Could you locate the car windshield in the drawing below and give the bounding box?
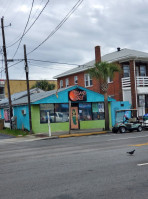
[116,111,131,123]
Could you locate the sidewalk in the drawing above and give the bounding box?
[30,128,111,140]
[0,129,111,144]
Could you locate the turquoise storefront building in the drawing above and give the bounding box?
[0,86,130,134]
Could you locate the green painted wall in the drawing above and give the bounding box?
[31,105,69,133]
[80,103,112,129]
[31,103,112,134]
[80,120,105,129]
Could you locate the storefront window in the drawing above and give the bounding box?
[54,104,69,123]
[40,104,69,123]
[40,104,54,123]
[79,103,92,121]
[92,102,105,120]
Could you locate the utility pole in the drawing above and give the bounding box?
[24,44,32,133]
[1,17,13,129]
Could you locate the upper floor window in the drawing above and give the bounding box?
[65,78,69,87]
[60,80,63,88]
[123,65,130,77]
[84,74,92,87]
[136,65,146,76]
[107,76,113,83]
[140,65,146,76]
[74,76,78,84]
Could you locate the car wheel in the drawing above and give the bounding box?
[119,126,126,133]
[137,125,142,132]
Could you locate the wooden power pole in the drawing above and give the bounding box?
[24,45,32,133]
[1,17,13,129]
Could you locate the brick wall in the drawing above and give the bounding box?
[57,70,123,101]
[57,71,101,92]
[107,71,123,101]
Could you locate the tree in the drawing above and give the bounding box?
[31,80,55,91]
[88,61,121,130]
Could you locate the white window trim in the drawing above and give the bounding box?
[74,76,78,84]
[107,77,113,83]
[65,78,69,87]
[60,80,63,88]
[84,74,93,87]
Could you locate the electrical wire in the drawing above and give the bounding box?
[28,0,84,55]
[28,58,79,66]
[7,0,50,48]
[12,0,35,58]
[30,0,44,22]
[29,62,70,71]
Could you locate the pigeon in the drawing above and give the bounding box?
[127,149,135,155]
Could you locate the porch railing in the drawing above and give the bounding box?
[121,77,131,88]
[136,76,148,87]
[122,76,148,88]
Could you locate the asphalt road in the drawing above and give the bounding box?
[0,133,15,139]
[0,131,148,199]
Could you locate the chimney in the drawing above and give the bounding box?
[117,47,121,52]
[95,46,101,63]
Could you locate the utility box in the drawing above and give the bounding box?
[0,119,4,130]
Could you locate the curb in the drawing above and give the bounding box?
[58,131,108,138]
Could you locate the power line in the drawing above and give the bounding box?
[29,63,69,71]
[7,0,50,48]
[28,0,84,55]
[12,0,35,58]
[28,58,79,66]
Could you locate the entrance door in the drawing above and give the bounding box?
[70,106,79,129]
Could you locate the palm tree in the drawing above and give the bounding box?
[88,61,121,130]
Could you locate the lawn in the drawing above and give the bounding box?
[0,128,30,137]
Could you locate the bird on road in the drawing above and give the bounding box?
[127,149,135,155]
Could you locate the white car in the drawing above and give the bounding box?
[50,112,63,123]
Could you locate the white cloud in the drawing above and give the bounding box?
[16,5,30,13]
[1,0,148,80]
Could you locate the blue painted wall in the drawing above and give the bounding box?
[32,86,115,104]
[0,108,4,119]
[111,101,131,126]
[13,105,30,131]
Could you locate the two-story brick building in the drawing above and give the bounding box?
[54,46,148,116]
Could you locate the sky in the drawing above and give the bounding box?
[0,0,148,80]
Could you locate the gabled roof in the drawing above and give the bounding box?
[0,88,44,107]
[12,86,74,105]
[0,86,115,107]
[54,48,148,79]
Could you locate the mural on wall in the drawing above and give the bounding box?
[4,109,10,122]
[71,107,79,129]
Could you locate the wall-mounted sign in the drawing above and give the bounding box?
[69,88,87,102]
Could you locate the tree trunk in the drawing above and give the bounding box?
[104,92,109,130]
